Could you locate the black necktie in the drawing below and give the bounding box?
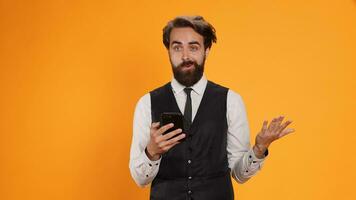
[184,87,193,131]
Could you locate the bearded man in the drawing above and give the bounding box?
[129,15,295,200]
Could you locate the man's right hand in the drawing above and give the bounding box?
[146,122,186,161]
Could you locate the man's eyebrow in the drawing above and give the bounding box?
[188,41,201,46]
[171,41,182,45]
[171,41,201,46]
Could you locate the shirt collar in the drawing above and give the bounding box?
[171,74,207,96]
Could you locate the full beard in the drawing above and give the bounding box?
[171,58,205,87]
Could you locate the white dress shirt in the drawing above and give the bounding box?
[129,74,266,187]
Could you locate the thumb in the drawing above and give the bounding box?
[278,128,295,138]
[151,122,160,129]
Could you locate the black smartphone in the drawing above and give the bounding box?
[160,112,184,139]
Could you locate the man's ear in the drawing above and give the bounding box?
[205,48,210,57]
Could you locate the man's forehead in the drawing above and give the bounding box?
[169,27,204,44]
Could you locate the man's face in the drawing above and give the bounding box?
[168,27,209,87]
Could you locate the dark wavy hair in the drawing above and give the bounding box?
[162,15,217,50]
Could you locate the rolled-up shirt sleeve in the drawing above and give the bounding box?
[129,93,161,187]
[226,90,266,184]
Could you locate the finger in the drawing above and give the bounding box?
[156,123,175,136]
[268,117,278,132]
[161,133,186,149]
[162,141,180,151]
[150,122,161,137]
[276,120,293,133]
[274,116,285,132]
[271,116,284,132]
[278,128,295,138]
[276,115,284,126]
[261,120,268,133]
[151,122,160,129]
[161,128,183,141]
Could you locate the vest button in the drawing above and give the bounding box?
[188,176,192,180]
[188,190,192,194]
[187,159,192,164]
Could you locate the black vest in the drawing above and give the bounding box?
[149,81,234,200]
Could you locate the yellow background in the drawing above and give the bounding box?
[0,0,355,199]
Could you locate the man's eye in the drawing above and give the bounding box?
[173,46,181,51]
[190,46,198,51]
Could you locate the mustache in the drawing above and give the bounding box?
[178,60,196,68]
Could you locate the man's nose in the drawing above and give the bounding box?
[182,48,190,61]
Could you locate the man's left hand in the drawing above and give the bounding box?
[253,116,295,159]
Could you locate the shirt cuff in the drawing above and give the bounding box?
[142,149,161,167]
[248,148,267,165]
